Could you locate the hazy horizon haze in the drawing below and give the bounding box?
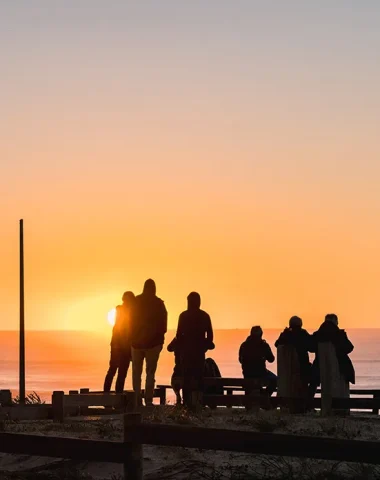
[1,2,380,331]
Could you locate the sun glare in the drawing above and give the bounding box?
[107,308,116,327]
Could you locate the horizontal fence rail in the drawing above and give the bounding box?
[2,415,380,465]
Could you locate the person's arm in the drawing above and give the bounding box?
[265,343,275,363]
[275,332,284,348]
[176,312,184,339]
[161,301,168,334]
[205,314,214,343]
[308,332,317,353]
[238,343,244,364]
[340,331,354,354]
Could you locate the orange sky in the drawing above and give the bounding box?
[1,2,380,331]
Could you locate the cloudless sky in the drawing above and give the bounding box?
[1,1,380,332]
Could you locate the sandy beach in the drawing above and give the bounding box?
[2,407,380,480]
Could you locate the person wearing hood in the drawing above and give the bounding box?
[104,291,135,393]
[176,292,214,408]
[310,314,355,397]
[275,316,313,385]
[239,326,277,396]
[131,279,168,406]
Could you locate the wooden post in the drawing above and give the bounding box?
[125,392,136,413]
[372,392,380,415]
[159,387,166,406]
[226,388,233,409]
[0,390,12,407]
[319,342,349,416]
[123,413,143,480]
[79,389,90,415]
[19,219,26,405]
[52,391,65,423]
[277,344,307,413]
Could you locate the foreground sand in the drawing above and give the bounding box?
[1,407,380,479]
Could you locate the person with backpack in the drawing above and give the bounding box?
[176,292,214,408]
[103,291,135,393]
[167,337,221,407]
[239,326,277,396]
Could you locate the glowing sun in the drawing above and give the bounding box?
[107,308,116,326]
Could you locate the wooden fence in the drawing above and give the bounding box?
[2,413,380,479]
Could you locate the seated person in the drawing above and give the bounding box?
[239,326,277,396]
[167,337,220,406]
[167,337,182,405]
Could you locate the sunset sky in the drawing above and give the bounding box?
[1,2,380,332]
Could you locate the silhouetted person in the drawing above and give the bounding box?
[239,326,277,396]
[167,336,182,405]
[310,314,355,398]
[131,279,167,406]
[275,316,313,385]
[203,357,223,409]
[176,292,214,408]
[103,291,135,393]
[168,336,219,407]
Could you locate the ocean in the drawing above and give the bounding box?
[1,329,379,402]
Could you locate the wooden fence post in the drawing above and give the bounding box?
[372,392,380,415]
[52,391,65,423]
[123,413,143,480]
[159,387,166,406]
[125,392,136,413]
[0,390,12,407]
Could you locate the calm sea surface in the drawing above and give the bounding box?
[1,329,379,402]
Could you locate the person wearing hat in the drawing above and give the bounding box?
[103,291,135,393]
[176,292,214,408]
[275,316,313,385]
[239,326,277,396]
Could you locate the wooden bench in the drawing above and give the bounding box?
[158,380,380,413]
[52,390,136,422]
[88,388,166,406]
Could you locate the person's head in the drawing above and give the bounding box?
[250,326,263,338]
[122,291,135,305]
[325,313,338,326]
[187,292,201,310]
[143,279,156,296]
[289,316,302,329]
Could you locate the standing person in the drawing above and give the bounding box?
[310,314,355,399]
[239,326,277,396]
[275,316,313,386]
[103,291,135,393]
[131,279,167,406]
[275,316,313,411]
[176,292,214,408]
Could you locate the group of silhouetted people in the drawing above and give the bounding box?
[104,279,215,408]
[240,314,355,404]
[104,281,355,409]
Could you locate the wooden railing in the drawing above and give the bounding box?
[2,413,380,480]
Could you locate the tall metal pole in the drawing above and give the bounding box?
[19,219,25,404]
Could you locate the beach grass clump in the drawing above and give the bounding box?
[144,405,200,425]
[12,392,45,405]
[251,411,289,433]
[318,418,362,440]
